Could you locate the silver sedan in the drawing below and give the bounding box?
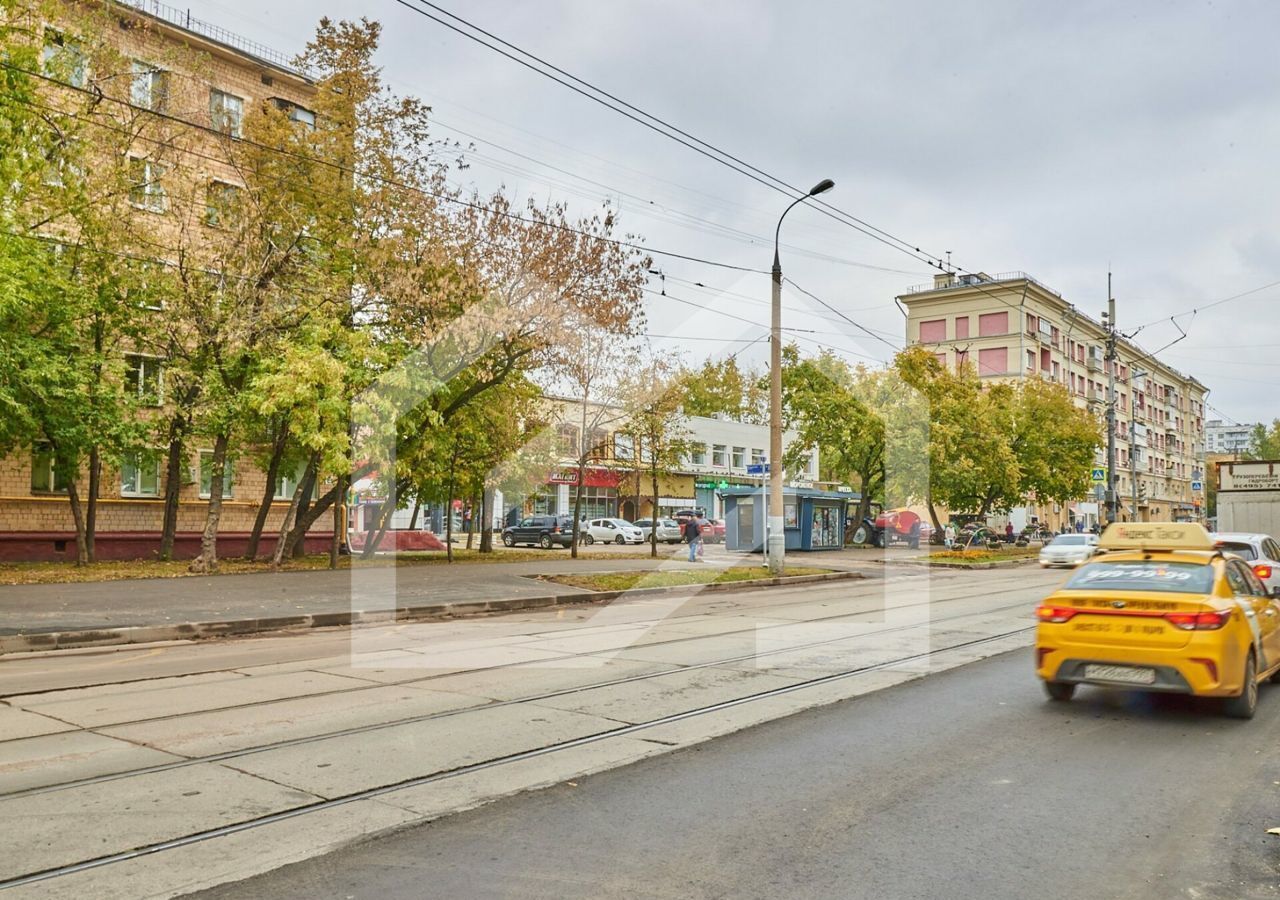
[1038,533,1099,568]
[632,518,684,544]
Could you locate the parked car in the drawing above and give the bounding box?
[501,514,574,549]
[1211,532,1280,593]
[583,517,645,545]
[702,518,726,543]
[632,518,683,544]
[672,508,706,523]
[1038,533,1099,568]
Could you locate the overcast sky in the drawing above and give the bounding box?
[199,0,1279,423]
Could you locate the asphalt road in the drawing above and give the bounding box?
[198,649,1280,900]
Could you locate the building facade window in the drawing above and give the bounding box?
[30,446,68,493]
[273,98,316,129]
[128,158,167,212]
[689,444,707,466]
[130,61,168,111]
[978,311,1008,336]
[978,346,1008,377]
[205,181,243,228]
[731,446,746,470]
[613,432,634,461]
[274,460,316,500]
[124,354,163,405]
[955,316,970,339]
[199,451,235,499]
[919,319,946,343]
[209,89,245,138]
[712,444,727,467]
[43,29,86,87]
[569,486,617,520]
[750,448,765,465]
[556,424,579,456]
[120,451,160,497]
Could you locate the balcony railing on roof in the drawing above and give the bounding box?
[119,0,311,78]
[903,270,1063,298]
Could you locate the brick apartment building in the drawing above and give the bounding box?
[0,1,328,560]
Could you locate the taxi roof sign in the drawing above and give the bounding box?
[1098,522,1215,552]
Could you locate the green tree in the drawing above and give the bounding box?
[680,357,766,423]
[621,355,691,557]
[780,346,884,525]
[1247,420,1280,459]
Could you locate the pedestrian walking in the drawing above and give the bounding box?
[943,523,956,550]
[1005,522,1014,543]
[696,515,711,559]
[684,516,702,562]
[907,518,921,550]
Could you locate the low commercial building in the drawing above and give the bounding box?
[507,406,821,525]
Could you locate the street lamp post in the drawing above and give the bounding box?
[769,178,835,576]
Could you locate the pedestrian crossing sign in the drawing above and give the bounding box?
[1091,467,1107,483]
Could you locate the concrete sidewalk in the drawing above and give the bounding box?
[0,545,879,639]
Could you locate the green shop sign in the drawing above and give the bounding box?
[695,480,730,490]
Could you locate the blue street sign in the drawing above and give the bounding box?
[1191,480,1203,492]
[1090,467,1107,483]
[746,463,770,476]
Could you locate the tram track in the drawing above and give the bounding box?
[0,591,1036,802]
[0,624,1034,892]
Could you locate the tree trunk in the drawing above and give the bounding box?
[290,463,318,559]
[65,476,89,567]
[407,498,421,531]
[329,473,345,570]
[86,447,99,563]
[246,422,289,560]
[570,459,586,559]
[650,463,659,558]
[445,452,457,563]
[479,487,493,553]
[188,432,230,573]
[466,491,479,550]
[159,411,189,561]
[271,452,317,569]
[286,481,340,552]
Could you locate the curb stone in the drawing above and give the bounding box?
[0,570,864,655]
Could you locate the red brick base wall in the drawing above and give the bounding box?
[0,532,337,562]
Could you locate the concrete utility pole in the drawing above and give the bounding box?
[1104,275,1119,524]
[1130,418,1139,521]
[769,178,834,576]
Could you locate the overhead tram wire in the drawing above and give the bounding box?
[1128,276,1280,334]
[782,279,902,351]
[396,0,1062,309]
[431,119,929,276]
[396,0,1134,333]
[391,0,965,272]
[0,61,766,277]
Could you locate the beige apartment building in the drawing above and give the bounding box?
[900,271,1208,529]
[0,1,327,560]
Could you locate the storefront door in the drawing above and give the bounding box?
[737,499,755,547]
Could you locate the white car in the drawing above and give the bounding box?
[583,518,645,545]
[631,518,683,544]
[1211,532,1280,593]
[1038,533,1099,568]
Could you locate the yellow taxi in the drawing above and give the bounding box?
[1035,522,1280,718]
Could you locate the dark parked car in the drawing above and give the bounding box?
[502,514,574,549]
